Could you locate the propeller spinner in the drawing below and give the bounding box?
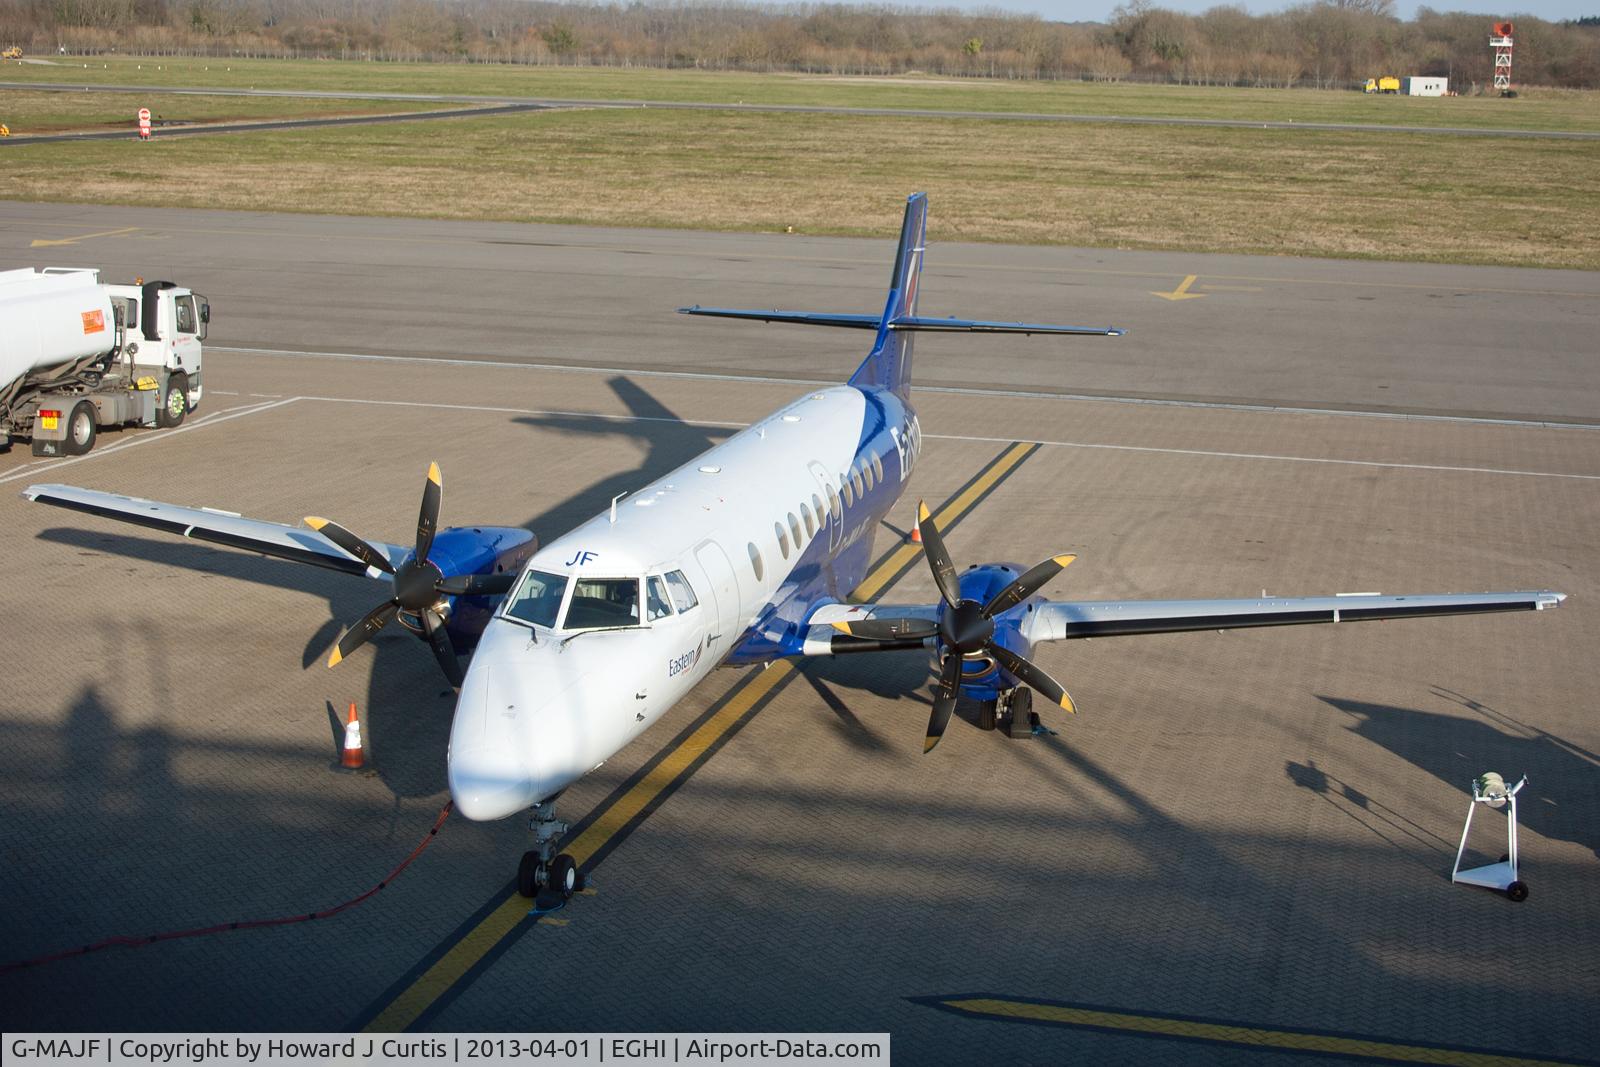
[307,462,516,687]
[835,501,1076,753]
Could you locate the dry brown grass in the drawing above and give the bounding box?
[6,108,1598,269]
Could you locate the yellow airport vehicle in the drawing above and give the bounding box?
[2,46,22,59]
[1364,76,1401,94]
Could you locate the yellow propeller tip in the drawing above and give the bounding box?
[917,500,931,523]
[427,461,442,485]
[923,736,940,753]
[1053,554,1077,567]
[1060,696,1077,713]
[305,516,327,530]
[831,621,854,635]
[328,647,344,668]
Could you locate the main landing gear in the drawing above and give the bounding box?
[979,688,1041,739]
[517,798,579,900]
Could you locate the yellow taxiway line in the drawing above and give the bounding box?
[923,995,1593,1066]
[359,440,1040,1032]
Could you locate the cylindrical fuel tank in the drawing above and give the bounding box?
[0,268,117,386]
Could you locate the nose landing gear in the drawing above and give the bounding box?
[517,798,579,900]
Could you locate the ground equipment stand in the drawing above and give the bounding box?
[1451,772,1528,901]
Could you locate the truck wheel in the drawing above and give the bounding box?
[65,401,97,456]
[157,372,188,428]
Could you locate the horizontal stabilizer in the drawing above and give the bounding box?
[894,316,1124,336]
[678,306,1123,336]
[677,306,880,329]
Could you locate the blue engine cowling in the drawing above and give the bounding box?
[396,525,537,653]
[951,563,1041,702]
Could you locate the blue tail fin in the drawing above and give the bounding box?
[847,193,928,401]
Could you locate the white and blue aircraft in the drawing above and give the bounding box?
[25,194,1565,899]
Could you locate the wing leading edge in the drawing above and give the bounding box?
[23,483,408,579]
[796,591,1562,657]
[1027,591,1564,641]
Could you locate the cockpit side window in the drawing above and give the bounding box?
[646,575,674,621]
[566,577,641,630]
[504,569,568,628]
[664,570,699,612]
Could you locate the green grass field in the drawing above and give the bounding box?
[0,88,448,134]
[6,55,1599,133]
[6,106,1597,269]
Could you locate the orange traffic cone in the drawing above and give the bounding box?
[908,523,922,544]
[341,702,365,769]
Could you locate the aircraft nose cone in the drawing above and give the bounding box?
[447,662,538,821]
[449,744,537,821]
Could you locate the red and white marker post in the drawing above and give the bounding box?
[137,107,151,141]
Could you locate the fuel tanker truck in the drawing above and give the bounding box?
[1,267,208,456]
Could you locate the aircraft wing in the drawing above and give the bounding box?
[1024,591,1564,642]
[22,483,407,580]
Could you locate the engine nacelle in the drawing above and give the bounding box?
[397,525,536,650]
[949,563,1041,702]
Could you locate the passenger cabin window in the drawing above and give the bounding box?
[175,295,198,335]
[801,503,815,537]
[862,462,874,491]
[775,521,790,559]
[840,475,853,508]
[852,468,864,498]
[872,453,885,482]
[664,570,699,612]
[748,542,764,581]
[812,493,826,523]
[787,512,802,548]
[566,577,640,630]
[825,486,839,517]
[504,569,568,628]
[646,575,674,621]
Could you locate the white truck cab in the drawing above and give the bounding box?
[0,267,210,456]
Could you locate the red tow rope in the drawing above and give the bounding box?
[1,801,452,975]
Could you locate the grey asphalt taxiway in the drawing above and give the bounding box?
[1,204,1596,1062]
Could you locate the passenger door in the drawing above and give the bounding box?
[693,539,740,657]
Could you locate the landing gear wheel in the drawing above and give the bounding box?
[1006,689,1034,739]
[550,854,578,900]
[977,700,997,731]
[157,371,188,428]
[517,850,542,898]
[1506,881,1528,902]
[65,400,97,456]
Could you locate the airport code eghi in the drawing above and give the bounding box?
[6,1037,891,1066]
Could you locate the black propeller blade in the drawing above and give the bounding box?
[310,462,491,687]
[925,654,965,753]
[853,500,1079,751]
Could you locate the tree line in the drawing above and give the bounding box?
[3,0,1597,90]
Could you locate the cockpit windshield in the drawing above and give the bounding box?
[565,577,641,630]
[504,569,568,628]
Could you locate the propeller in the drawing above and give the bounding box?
[306,462,517,687]
[836,500,1077,753]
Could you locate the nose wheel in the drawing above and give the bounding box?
[517,850,578,899]
[517,798,579,900]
